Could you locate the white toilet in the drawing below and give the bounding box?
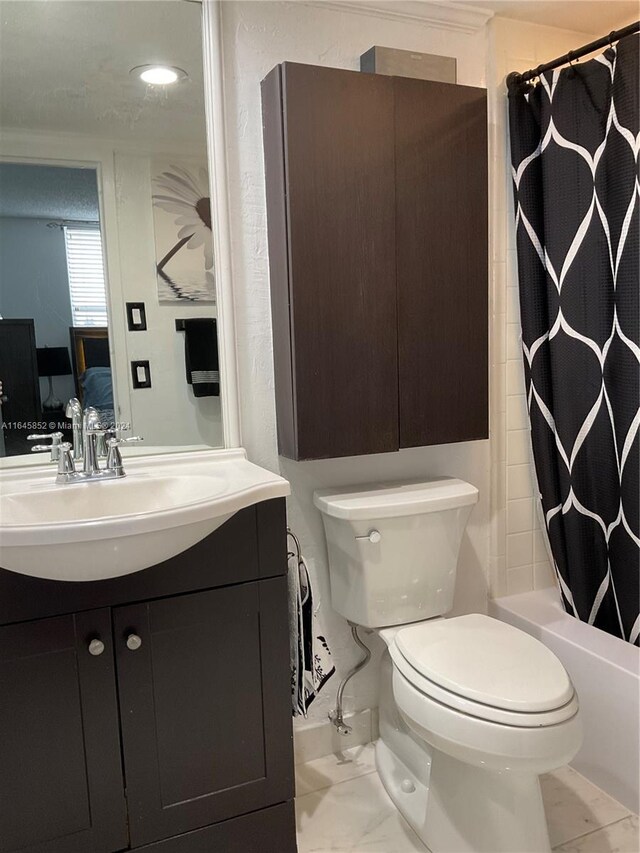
[314,478,582,853]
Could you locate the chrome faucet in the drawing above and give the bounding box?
[65,397,83,461]
[53,402,143,484]
[82,407,103,475]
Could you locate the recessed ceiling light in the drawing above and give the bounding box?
[130,65,188,85]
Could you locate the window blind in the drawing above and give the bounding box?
[64,226,108,327]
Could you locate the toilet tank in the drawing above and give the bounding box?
[314,479,479,628]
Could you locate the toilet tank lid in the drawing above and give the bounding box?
[313,478,479,520]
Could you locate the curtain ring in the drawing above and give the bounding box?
[608,31,616,48]
[568,50,575,67]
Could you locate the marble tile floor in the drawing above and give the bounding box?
[296,743,639,853]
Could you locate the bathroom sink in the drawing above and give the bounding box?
[1,474,226,525]
[0,449,290,582]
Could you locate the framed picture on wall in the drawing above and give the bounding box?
[151,161,215,303]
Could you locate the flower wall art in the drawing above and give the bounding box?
[151,162,215,302]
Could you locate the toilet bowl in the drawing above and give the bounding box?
[314,479,582,853]
[382,616,581,852]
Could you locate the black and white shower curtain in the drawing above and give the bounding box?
[508,35,639,645]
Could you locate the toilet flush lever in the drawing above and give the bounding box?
[355,530,381,544]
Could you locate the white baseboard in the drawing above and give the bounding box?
[293,707,379,765]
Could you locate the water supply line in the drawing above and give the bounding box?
[329,622,372,736]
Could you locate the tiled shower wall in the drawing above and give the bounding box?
[488,17,608,598]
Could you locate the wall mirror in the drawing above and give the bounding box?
[0,0,224,462]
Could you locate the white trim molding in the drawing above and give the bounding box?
[302,0,494,33]
[202,0,242,449]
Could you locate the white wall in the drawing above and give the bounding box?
[220,0,491,728]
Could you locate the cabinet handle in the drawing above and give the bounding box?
[88,638,105,656]
[126,633,142,651]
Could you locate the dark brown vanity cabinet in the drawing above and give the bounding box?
[115,580,293,848]
[0,609,127,853]
[0,501,296,853]
[262,62,488,460]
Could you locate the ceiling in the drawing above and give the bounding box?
[0,0,206,148]
[457,1,639,34]
[1,0,636,147]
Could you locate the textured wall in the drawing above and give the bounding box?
[220,0,491,728]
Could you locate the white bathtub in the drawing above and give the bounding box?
[491,587,640,814]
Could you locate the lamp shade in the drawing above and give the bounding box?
[36,346,72,377]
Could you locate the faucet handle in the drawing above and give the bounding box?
[111,435,144,445]
[105,434,143,454]
[27,431,64,462]
[105,435,143,476]
[56,442,77,483]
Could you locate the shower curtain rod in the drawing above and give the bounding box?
[506,19,639,86]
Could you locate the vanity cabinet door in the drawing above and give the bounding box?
[114,578,294,848]
[0,609,127,853]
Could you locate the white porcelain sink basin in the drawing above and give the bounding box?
[0,449,290,582]
[1,474,226,525]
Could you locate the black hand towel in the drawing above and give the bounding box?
[183,318,219,397]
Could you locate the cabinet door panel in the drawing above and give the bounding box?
[265,62,398,459]
[132,801,297,853]
[395,77,488,447]
[0,610,127,853]
[115,579,293,847]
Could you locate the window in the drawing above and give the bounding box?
[63,226,108,327]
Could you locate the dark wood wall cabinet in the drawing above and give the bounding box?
[262,62,488,460]
[0,500,297,853]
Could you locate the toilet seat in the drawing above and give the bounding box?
[389,614,578,728]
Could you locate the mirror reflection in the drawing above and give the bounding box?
[0,163,111,456]
[0,0,222,460]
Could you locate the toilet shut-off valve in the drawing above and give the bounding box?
[329,623,372,736]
